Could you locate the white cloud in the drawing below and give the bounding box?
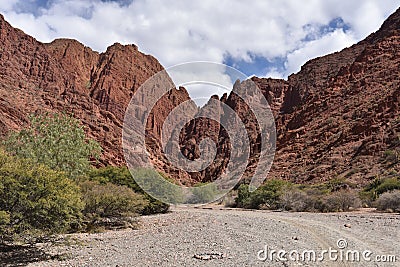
[0,0,18,12]
[0,0,398,103]
[264,68,285,80]
[167,62,236,106]
[184,84,229,107]
[284,29,357,76]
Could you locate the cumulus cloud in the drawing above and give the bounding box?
[284,29,357,76]
[0,0,19,12]
[264,68,285,80]
[0,0,398,104]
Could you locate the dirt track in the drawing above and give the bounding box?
[27,207,399,267]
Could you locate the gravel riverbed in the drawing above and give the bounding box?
[26,207,399,267]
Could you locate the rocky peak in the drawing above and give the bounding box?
[0,8,399,186]
[178,8,400,185]
[0,14,191,171]
[367,7,400,43]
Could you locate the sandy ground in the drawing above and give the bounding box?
[24,207,399,267]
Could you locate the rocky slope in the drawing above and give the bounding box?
[269,7,400,185]
[180,7,400,186]
[0,8,399,186]
[0,13,192,182]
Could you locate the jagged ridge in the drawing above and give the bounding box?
[0,8,399,186]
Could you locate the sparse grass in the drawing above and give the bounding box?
[383,149,400,165]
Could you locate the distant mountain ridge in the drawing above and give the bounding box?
[0,8,399,186]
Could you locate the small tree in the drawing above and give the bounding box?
[236,180,290,209]
[3,113,101,179]
[0,150,83,243]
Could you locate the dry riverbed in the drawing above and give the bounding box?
[20,207,400,267]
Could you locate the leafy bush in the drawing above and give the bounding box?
[130,168,184,205]
[88,166,170,215]
[80,181,148,231]
[189,182,219,204]
[362,177,400,204]
[0,150,83,243]
[3,113,101,179]
[375,178,400,195]
[221,190,237,208]
[141,197,170,215]
[235,184,252,208]
[236,179,290,209]
[374,190,400,212]
[80,180,148,218]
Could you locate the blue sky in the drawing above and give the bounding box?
[0,0,398,104]
[223,16,353,78]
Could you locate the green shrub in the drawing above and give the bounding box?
[326,177,353,191]
[141,198,170,215]
[88,166,170,215]
[235,178,364,212]
[80,180,148,218]
[236,179,290,209]
[88,166,141,191]
[374,190,400,212]
[375,178,400,195]
[0,150,83,243]
[3,113,101,179]
[236,184,252,208]
[130,168,184,205]
[362,177,400,204]
[189,182,219,204]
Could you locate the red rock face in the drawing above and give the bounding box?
[0,14,190,171]
[269,8,400,185]
[0,8,399,186]
[178,8,400,185]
